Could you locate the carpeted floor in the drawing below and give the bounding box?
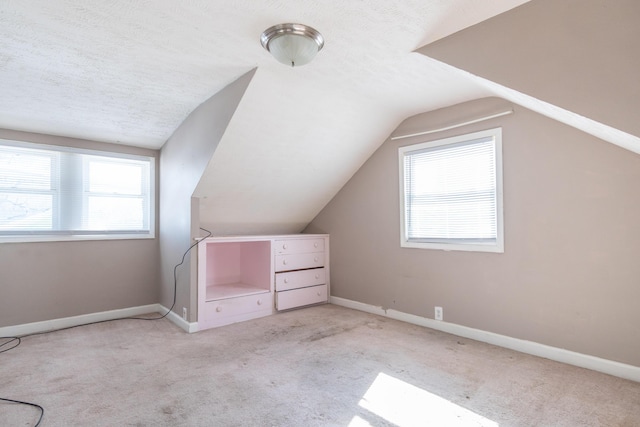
[2,304,640,426]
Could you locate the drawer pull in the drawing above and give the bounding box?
[283,259,288,265]
[282,244,287,250]
[314,257,319,262]
[257,299,262,306]
[314,242,318,248]
[315,274,320,279]
[284,278,289,283]
[317,291,321,296]
[216,306,222,312]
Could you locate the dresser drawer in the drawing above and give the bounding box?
[275,267,326,292]
[202,292,272,326]
[276,284,328,311]
[274,238,324,255]
[275,252,324,272]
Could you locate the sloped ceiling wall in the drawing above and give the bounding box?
[192,55,490,235]
[195,0,640,236]
[416,0,640,153]
[159,70,256,320]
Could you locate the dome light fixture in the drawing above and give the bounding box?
[260,23,324,67]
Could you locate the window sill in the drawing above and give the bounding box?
[401,240,504,253]
[0,233,155,244]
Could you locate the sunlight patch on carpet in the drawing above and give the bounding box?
[351,372,499,427]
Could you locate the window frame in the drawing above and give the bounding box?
[398,127,504,253]
[0,139,156,243]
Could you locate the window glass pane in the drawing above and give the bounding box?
[87,196,144,230]
[405,139,496,242]
[407,198,496,239]
[0,193,53,230]
[83,157,149,231]
[87,159,143,195]
[0,147,53,190]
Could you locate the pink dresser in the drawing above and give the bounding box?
[197,234,329,330]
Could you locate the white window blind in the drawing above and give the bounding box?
[0,140,154,241]
[0,145,58,231]
[399,128,503,252]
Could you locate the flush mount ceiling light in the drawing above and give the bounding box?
[260,23,324,67]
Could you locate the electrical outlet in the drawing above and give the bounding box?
[435,306,443,321]
[182,307,188,321]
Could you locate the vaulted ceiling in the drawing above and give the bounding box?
[0,0,530,233]
[3,1,636,235]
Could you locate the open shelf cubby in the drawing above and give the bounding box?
[203,240,272,301]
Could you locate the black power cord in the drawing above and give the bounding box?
[0,227,212,426]
[0,397,44,427]
[0,336,20,354]
[130,227,212,321]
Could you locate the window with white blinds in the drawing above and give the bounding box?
[399,128,503,253]
[0,139,155,242]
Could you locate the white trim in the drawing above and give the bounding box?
[0,138,156,244]
[0,233,155,244]
[330,296,640,383]
[391,110,513,140]
[160,305,199,333]
[0,304,161,337]
[398,128,504,254]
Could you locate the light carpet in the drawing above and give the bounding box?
[2,304,639,426]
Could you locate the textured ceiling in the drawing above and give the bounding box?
[0,1,528,149]
[0,0,531,234]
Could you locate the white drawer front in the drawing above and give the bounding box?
[275,238,325,255]
[276,284,328,311]
[275,253,324,272]
[203,292,272,322]
[275,268,326,292]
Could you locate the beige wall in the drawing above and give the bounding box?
[0,129,159,327]
[418,0,640,138]
[0,68,257,327]
[306,97,640,366]
[159,69,255,322]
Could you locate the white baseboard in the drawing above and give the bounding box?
[159,305,198,333]
[330,296,640,383]
[0,304,162,337]
[0,304,199,337]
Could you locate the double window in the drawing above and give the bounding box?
[0,140,155,242]
[399,128,503,253]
